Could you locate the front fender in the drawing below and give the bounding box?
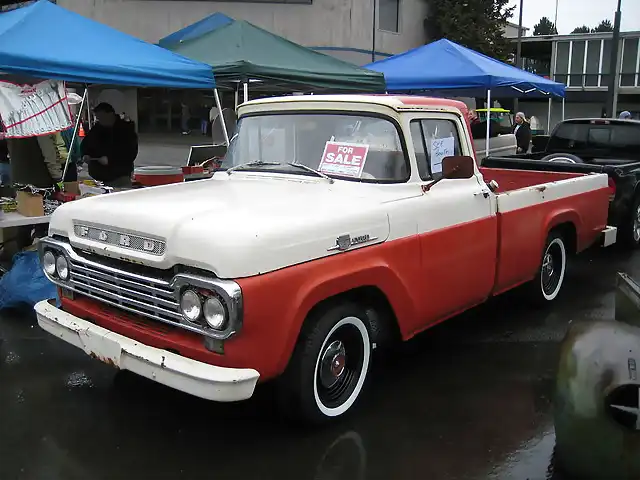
[235,237,421,379]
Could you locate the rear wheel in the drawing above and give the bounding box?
[278,302,372,425]
[525,232,567,304]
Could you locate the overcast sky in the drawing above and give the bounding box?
[508,0,640,35]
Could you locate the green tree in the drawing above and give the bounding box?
[571,25,592,34]
[593,19,613,32]
[533,16,557,35]
[424,0,515,61]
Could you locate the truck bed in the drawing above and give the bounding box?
[478,166,611,295]
[479,166,586,194]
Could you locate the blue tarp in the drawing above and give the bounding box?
[158,12,233,48]
[0,251,58,310]
[366,39,565,98]
[0,0,215,89]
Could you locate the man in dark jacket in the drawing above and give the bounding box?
[81,102,138,188]
[513,111,532,154]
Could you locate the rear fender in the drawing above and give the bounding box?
[543,209,581,251]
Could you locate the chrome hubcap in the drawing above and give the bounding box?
[319,340,346,389]
[542,252,554,278]
[634,206,640,242]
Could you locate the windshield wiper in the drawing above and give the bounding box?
[226,161,334,183]
[285,162,334,184]
[226,161,281,175]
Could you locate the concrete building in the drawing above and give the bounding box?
[513,31,640,130]
[47,0,431,131]
[56,0,429,66]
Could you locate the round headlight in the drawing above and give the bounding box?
[43,251,57,276]
[180,290,202,323]
[203,296,227,330]
[55,255,69,280]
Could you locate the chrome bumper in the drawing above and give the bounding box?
[34,300,259,402]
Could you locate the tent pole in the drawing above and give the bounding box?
[61,87,88,184]
[214,88,229,146]
[562,97,565,120]
[234,86,239,110]
[243,82,249,103]
[547,97,552,133]
[485,89,491,159]
[85,86,91,128]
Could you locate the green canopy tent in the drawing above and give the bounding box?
[166,19,386,99]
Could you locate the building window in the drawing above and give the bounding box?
[378,0,400,33]
[621,38,639,87]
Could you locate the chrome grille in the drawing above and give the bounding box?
[68,255,181,324]
[73,224,166,256]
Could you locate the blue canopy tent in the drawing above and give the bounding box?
[366,38,564,98]
[0,0,215,89]
[0,1,229,177]
[158,12,234,48]
[366,39,567,156]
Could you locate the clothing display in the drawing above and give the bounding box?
[0,80,72,138]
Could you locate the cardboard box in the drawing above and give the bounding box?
[16,191,45,217]
[63,181,80,195]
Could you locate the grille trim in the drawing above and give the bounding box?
[39,237,244,340]
[73,224,166,256]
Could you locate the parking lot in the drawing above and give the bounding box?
[0,243,634,480]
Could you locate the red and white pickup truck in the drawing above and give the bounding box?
[34,95,616,424]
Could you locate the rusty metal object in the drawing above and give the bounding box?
[554,272,640,479]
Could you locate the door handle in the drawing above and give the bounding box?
[474,190,490,198]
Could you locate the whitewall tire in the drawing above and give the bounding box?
[278,303,373,424]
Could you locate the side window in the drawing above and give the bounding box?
[410,118,463,180]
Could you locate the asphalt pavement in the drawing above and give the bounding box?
[0,243,637,480]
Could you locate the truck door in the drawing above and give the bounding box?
[408,114,498,329]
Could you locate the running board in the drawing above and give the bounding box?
[601,226,617,247]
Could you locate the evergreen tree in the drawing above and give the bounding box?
[533,17,557,36]
[425,0,515,61]
[571,25,592,34]
[593,20,613,32]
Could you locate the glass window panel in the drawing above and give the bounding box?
[555,42,570,74]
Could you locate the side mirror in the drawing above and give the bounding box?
[442,155,475,179]
[422,155,476,192]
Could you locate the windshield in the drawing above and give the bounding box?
[223,113,409,182]
[548,122,640,159]
[478,111,513,129]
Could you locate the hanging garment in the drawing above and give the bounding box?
[0,80,72,138]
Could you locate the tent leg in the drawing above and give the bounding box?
[547,97,552,133]
[243,82,249,103]
[562,97,565,121]
[61,88,88,184]
[214,88,229,146]
[85,86,91,128]
[485,89,491,159]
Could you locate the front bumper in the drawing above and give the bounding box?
[34,300,260,402]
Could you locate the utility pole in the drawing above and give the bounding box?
[371,0,377,63]
[606,0,622,118]
[514,0,524,112]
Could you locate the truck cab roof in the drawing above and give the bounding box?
[242,94,470,116]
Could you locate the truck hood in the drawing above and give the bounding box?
[49,174,397,278]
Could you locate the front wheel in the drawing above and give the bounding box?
[278,303,372,425]
[525,232,567,304]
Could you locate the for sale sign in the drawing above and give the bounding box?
[319,141,369,178]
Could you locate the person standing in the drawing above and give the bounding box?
[81,102,138,189]
[513,112,532,154]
